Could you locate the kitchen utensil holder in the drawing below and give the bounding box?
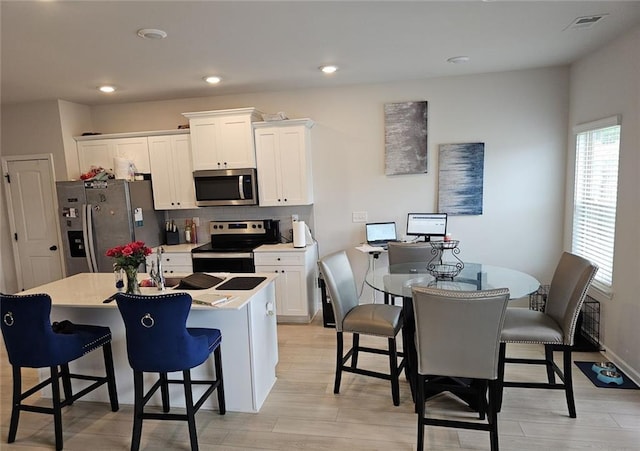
[166,230,179,245]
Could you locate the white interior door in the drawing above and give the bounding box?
[2,156,63,290]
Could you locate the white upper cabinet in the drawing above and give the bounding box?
[254,119,314,207]
[77,136,150,175]
[183,108,263,170]
[148,134,197,210]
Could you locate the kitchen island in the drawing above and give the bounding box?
[19,272,278,413]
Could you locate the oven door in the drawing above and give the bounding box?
[192,252,255,273]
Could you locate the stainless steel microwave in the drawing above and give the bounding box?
[193,168,258,206]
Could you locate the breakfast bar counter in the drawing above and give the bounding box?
[20,272,278,413]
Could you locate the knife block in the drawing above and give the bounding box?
[165,230,179,245]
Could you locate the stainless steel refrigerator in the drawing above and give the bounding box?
[56,179,163,275]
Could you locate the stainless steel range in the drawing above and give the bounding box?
[191,219,280,273]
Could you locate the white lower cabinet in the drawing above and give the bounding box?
[254,242,319,323]
[146,248,193,275]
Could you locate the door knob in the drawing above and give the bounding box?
[49,245,58,251]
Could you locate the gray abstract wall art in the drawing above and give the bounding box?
[438,142,484,215]
[384,101,428,175]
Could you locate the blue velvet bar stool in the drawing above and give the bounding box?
[115,292,225,451]
[0,293,119,451]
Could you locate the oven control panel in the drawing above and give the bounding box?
[210,220,266,235]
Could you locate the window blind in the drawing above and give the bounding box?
[572,118,620,292]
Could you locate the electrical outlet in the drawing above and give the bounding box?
[291,214,299,223]
[352,211,368,223]
[192,217,200,227]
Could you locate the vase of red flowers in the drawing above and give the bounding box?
[106,241,152,294]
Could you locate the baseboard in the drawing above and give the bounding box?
[597,345,640,387]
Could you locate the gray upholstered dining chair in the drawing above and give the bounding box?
[386,242,431,305]
[318,250,405,406]
[412,286,509,451]
[497,252,598,418]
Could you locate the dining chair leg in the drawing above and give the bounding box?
[488,380,499,451]
[214,346,226,414]
[334,332,344,394]
[416,374,426,451]
[131,371,144,451]
[351,333,360,368]
[544,345,556,383]
[477,380,488,420]
[183,370,199,451]
[496,343,506,412]
[8,366,21,443]
[388,337,400,406]
[563,348,576,418]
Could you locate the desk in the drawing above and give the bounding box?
[365,261,540,405]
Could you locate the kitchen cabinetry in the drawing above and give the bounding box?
[254,119,314,207]
[254,242,319,323]
[146,244,196,275]
[183,108,263,170]
[77,136,150,175]
[148,134,197,209]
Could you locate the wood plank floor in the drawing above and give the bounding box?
[2,315,639,450]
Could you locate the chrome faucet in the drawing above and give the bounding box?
[149,247,165,290]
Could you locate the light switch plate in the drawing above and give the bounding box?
[352,211,368,223]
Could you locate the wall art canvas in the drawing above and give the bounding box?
[384,101,428,175]
[438,142,484,215]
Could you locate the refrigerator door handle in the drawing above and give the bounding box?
[83,203,98,272]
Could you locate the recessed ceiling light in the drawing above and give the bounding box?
[204,76,222,84]
[98,85,116,93]
[137,28,168,40]
[320,65,338,74]
[447,56,470,64]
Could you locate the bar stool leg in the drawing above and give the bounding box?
[131,371,145,451]
[8,366,21,444]
[160,372,170,413]
[183,370,199,451]
[50,366,64,451]
[214,347,226,414]
[60,363,73,405]
[102,342,119,412]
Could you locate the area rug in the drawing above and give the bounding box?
[575,361,639,389]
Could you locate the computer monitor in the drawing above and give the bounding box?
[406,213,447,241]
[365,222,398,247]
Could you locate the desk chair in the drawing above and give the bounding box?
[497,252,598,418]
[115,292,225,451]
[319,250,405,406]
[412,287,509,451]
[0,293,118,451]
[386,242,432,305]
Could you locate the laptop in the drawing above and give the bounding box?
[365,222,398,249]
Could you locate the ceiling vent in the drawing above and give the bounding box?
[566,14,608,30]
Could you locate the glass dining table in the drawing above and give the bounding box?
[365,260,541,406]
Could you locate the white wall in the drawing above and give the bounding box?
[0,66,569,300]
[568,26,640,378]
[85,66,569,299]
[58,100,93,180]
[1,100,67,292]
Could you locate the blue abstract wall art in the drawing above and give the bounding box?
[438,142,484,215]
[384,101,428,175]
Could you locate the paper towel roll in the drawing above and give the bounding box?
[293,221,306,248]
[114,157,133,180]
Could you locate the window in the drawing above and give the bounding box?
[571,115,621,293]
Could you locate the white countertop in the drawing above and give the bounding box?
[153,243,201,253]
[254,242,316,252]
[20,272,277,311]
